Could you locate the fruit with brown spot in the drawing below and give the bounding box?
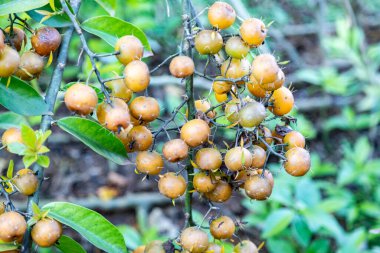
[205,180,232,203]
[193,172,216,193]
[158,172,186,199]
[15,51,45,80]
[31,218,62,247]
[210,216,235,239]
[195,148,223,171]
[97,98,131,132]
[233,240,258,253]
[269,86,294,116]
[117,126,153,152]
[208,2,236,29]
[283,131,305,150]
[0,46,20,77]
[244,174,273,200]
[136,151,163,175]
[5,27,27,51]
[12,168,38,196]
[162,139,189,162]
[180,119,210,147]
[31,27,61,56]
[240,18,267,47]
[0,211,27,242]
[106,79,133,102]
[180,227,209,253]
[129,96,160,123]
[169,56,194,78]
[284,147,311,176]
[251,54,279,84]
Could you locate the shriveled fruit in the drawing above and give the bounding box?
[233,240,258,253]
[225,37,250,59]
[158,172,186,199]
[205,180,232,203]
[238,101,266,128]
[251,54,279,84]
[136,151,163,175]
[117,126,153,152]
[169,56,194,78]
[105,79,133,102]
[144,241,164,253]
[256,169,274,187]
[97,98,131,131]
[5,27,26,51]
[123,60,150,92]
[31,218,62,247]
[129,96,160,123]
[0,211,27,242]
[180,227,209,253]
[255,127,273,150]
[212,77,232,94]
[215,92,228,102]
[31,27,61,56]
[259,69,285,91]
[195,148,222,171]
[194,30,223,55]
[221,58,250,81]
[224,147,252,171]
[283,131,305,150]
[225,100,239,123]
[247,75,269,98]
[240,18,267,47]
[210,216,235,239]
[0,45,20,77]
[12,168,38,196]
[284,147,311,176]
[180,119,210,147]
[64,83,98,116]
[244,175,273,200]
[269,86,294,116]
[251,145,266,168]
[162,139,189,162]
[2,127,22,148]
[193,100,216,118]
[133,245,145,253]
[207,243,223,253]
[193,172,216,193]
[208,2,236,29]
[115,35,143,65]
[15,51,45,80]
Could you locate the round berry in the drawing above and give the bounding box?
[115,35,143,65]
[31,27,62,56]
[64,83,98,116]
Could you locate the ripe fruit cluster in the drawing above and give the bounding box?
[0,25,61,80]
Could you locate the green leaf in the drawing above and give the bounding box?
[21,125,37,149]
[23,155,38,168]
[81,16,152,53]
[32,201,42,217]
[118,225,142,250]
[0,112,28,130]
[0,0,48,15]
[57,117,128,165]
[37,155,50,168]
[7,142,27,155]
[56,235,87,253]
[42,202,127,253]
[267,239,296,253]
[27,0,72,27]
[262,208,294,238]
[95,0,116,16]
[305,239,330,253]
[0,77,49,116]
[291,216,311,247]
[38,146,50,154]
[0,243,19,251]
[6,160,14,179]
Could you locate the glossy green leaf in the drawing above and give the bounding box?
[57,117,128,165]
[42,202,127,253]
[0,112,28,130]
[56,235,87,253]
[0,77,49,116]
[81,16,152,53]
[6,160,14,179]
[37,155,50,168]
[21,125,37,149]
[95,0,117,16]
[262,208,294,238]
[0,243,19,251]
[27,0,72,27]
[0,0,48,15]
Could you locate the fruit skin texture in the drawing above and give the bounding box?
[2,127,23,147]
[133,245,145,253]
[207,243,223,253]
[193,100,216,119]
[244,175,273,200]
[251,145,266,168]
[97,98,131,132]
[169,56,194,78]
[238,102,266,128]
[136,151,163,175]
[213,77,232,94]
[269,86,294,116]
[106,79,133,102]
[194,30,223,55]
[193,172,216,193]
[252,54,279,84]
[255,127,273,150]
[115,35,143,65]
[15,51,45,80]
[180,227,209,253]
[31,218,62,247]
[180,119,210,147]
[0,211,27,242]
[221,58,250,80]
[5,27,27,51]
[0,46,20,77]
[123,60,150,92]
[240,18,267,47]
[256,169,274,187]
[12,168,38,196]
[210,216,235,239]
[259,69,285,91]
[225,100,239,123]
[233,240,258,253]
[162,139,189,162]
[284,147,311,176]
[225,37,250,59]
[0,202,5,215]
[0,30,5,52]
[129,96,160,123]
[224,147,252,171]
[247,75,269,98]
[195,148,222,171]
[215,92,228,103]
[205,180,232,203]
[158,172,186,199]
[144,241,164,253]
[64,83,98,116]
[31,27,62,56]
[283,131,305,150]
[117,126,153,152]
[208,2,236,29]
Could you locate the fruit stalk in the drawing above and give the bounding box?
[22,1,82,252]
[183,0,196,227]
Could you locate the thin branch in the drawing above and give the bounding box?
[258,135,286,160]
[150,52,180,74]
